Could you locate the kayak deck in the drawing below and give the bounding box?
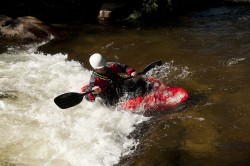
[119,77,188,113]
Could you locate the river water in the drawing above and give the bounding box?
[1,5,250,166]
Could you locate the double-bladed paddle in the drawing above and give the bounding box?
[54,60,162,109]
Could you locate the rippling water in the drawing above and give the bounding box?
[1,5,250,166]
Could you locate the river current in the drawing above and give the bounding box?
[1,5,250,166]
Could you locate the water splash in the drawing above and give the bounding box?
[0,48,148,165]
[225,57,246,67]
[146,61,191,81]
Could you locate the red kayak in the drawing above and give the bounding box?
[81,77,188,113]
[119,77,188,113]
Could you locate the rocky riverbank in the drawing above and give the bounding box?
[1,0,250,51]
[1,0,249,24]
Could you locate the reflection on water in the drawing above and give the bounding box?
[1,5,250,165]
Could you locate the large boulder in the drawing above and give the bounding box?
[0,15,54,43]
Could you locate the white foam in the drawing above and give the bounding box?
[226,57,246,66]
[0,100,6,110]
[0,49,148,165]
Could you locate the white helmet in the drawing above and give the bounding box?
[89,53,107,69]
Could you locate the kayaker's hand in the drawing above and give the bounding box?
[131,71,137,77]
[92,86,101,94]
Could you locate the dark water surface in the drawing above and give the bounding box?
[40,5,250,165]
[3,5,250,165]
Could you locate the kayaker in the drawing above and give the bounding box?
[84,53,148,106]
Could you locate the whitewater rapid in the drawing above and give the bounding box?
[0,47,149,165]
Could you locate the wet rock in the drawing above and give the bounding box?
[0,15,54,43]
[98,2,130,23]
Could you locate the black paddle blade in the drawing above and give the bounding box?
[54,92,84,109]
[141,60,163,74]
